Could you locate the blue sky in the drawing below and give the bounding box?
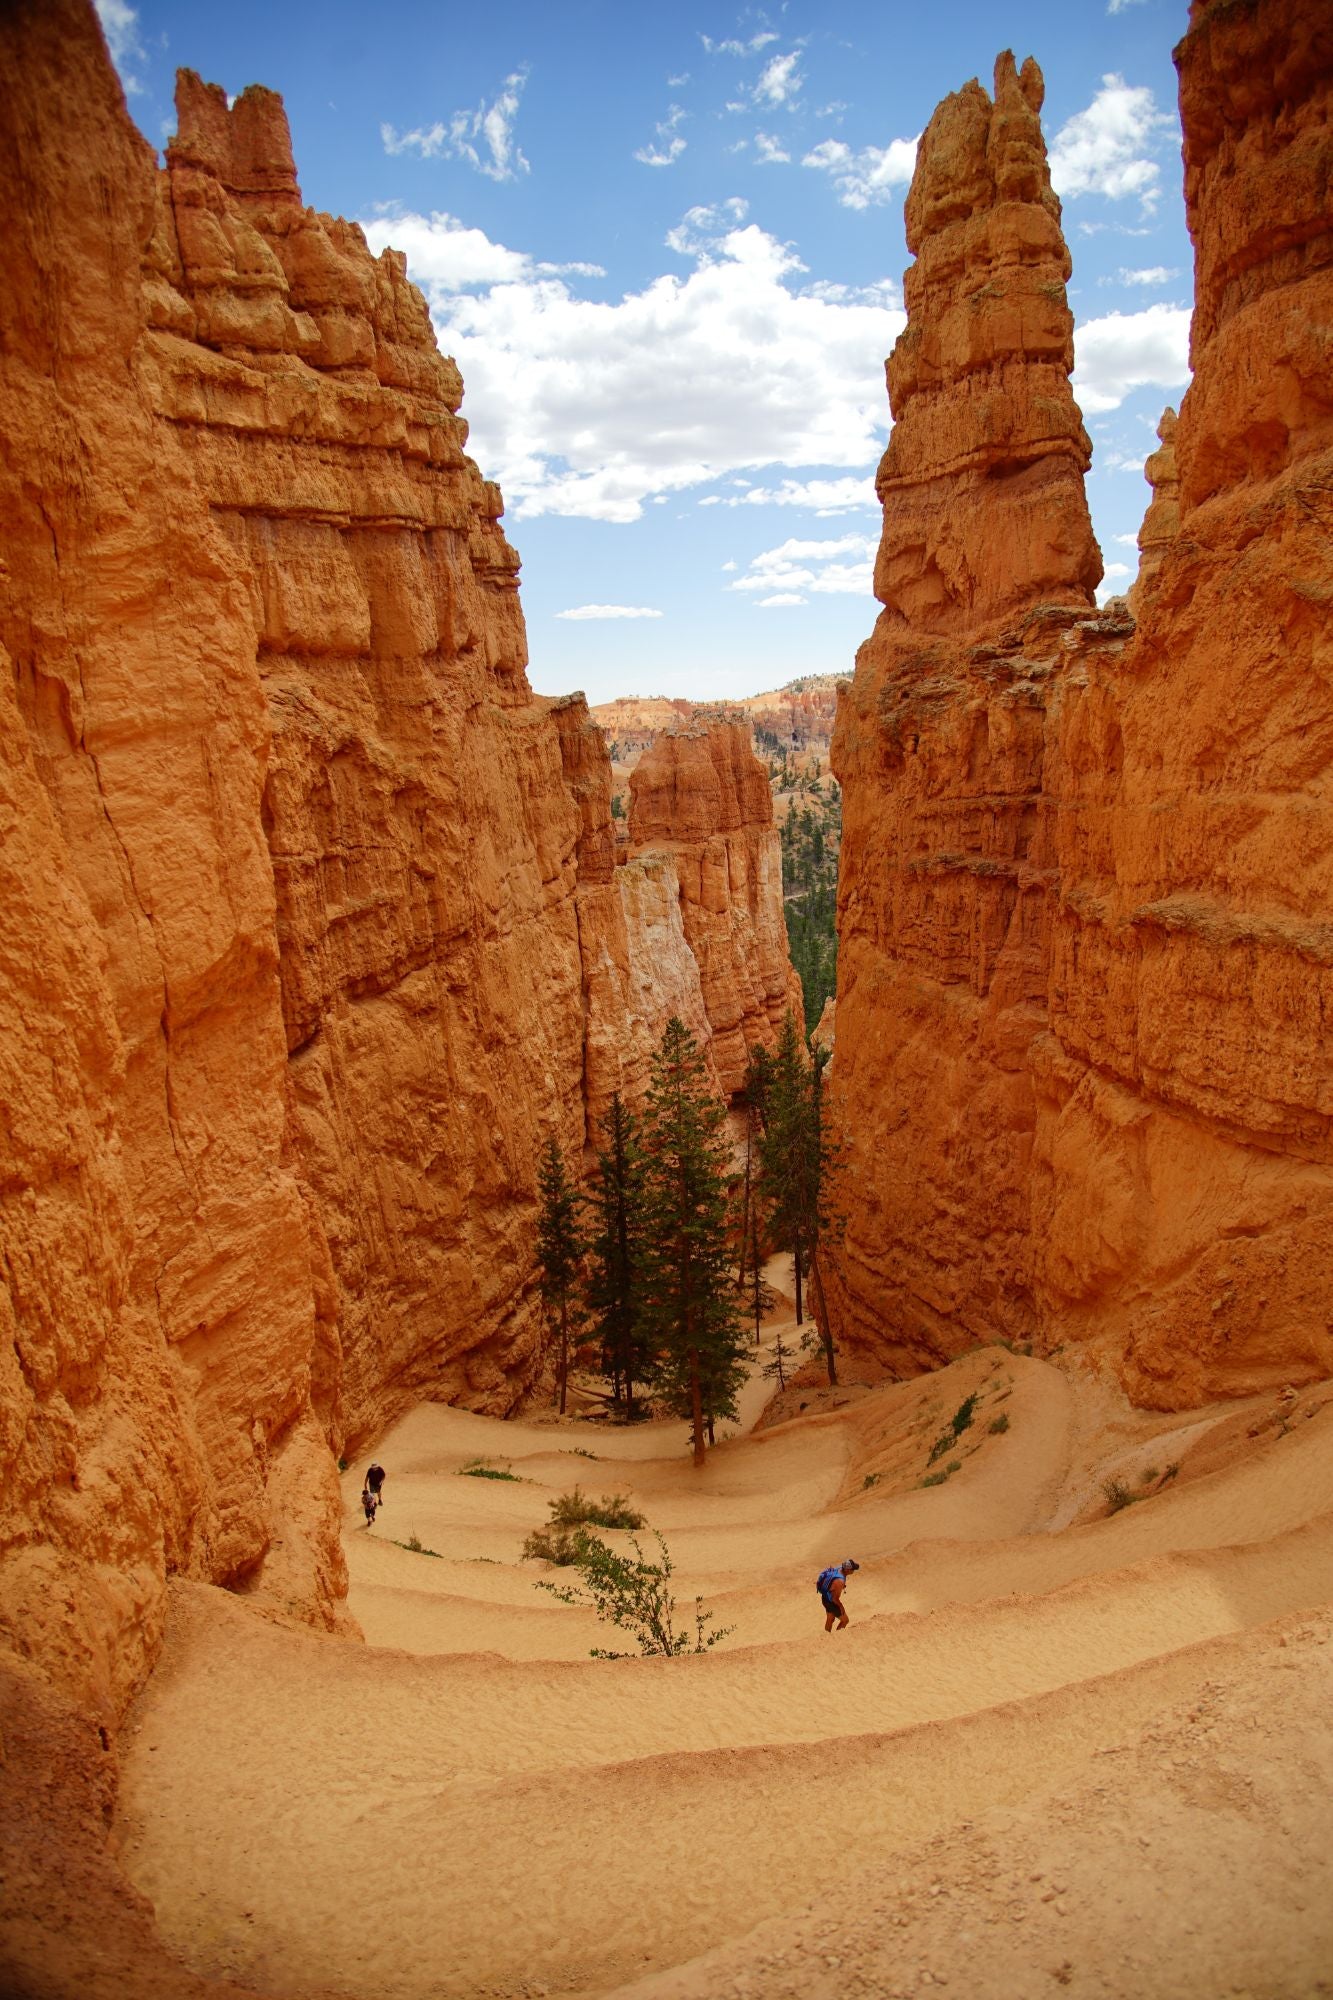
[97,0,1193,705]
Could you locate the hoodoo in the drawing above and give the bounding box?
[0,0,799,1722]
[829,4,1333,1407]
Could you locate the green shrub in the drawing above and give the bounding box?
[1138,1465,1158,1486]
[989,1412,1010,1435]
[392,1535,443,1558]
[537,1529,733,1658]
[862,1472,881,1490]
[548,1486,644,1530]
[1102,1476,1135,1513]
[564,1447,600,1461]
[523,1523,592,1565]
[921,1470,949,1488]
[459,1458,521,1481]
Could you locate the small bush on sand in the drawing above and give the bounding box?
[459,1458,521,1481]
[548,1486,644,1531]
[537,1529,732,1658]
[927,1392,981,1464]
[564,1447,600,1461]
[1102,1476,1135,1513]
[394,1535,443,1558]
[862,1472,881,1490]
[522,1522,592,1565]
[989,1412,1010,1435]
[1138,1466,1158,1486]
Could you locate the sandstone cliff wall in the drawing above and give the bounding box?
[829,8,1333,1409]
[0,1,800,1716]
[629,721,805,1097]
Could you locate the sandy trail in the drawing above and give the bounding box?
[115,1314,1333,2000]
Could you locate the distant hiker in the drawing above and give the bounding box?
[366,1462,386,1508]
[361,1482,378,1527]
[816,1558,859,1633]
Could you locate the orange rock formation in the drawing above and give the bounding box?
[829,10,1333,1410]
[0,0,798,1719]
[629,722,805,1096]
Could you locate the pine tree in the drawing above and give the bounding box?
[640,1017,748,1468]
[758,1013,840,1385]
[747,1209,779,1346]
[536,1135,585,1416]
[583,1093,650,1419]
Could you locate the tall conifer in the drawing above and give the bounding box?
[640,1017,747,1467]
[584,1093,650,1418]
[536,1135,585,1416]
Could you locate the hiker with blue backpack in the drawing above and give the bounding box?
[816,1557,859,1632]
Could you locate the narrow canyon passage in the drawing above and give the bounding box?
[114,1290,1333,2000]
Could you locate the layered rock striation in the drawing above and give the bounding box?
[629,721,805,1097]
[0,0,800,1717]
[829,11,1333,1408]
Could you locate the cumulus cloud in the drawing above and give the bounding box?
[1073,303,1191,414]
[94,0,145,94]
[555,605,664,621]
[636,104,688,167]
[363,209,904,524]
[754,132,791,165]
[729,533,878,605]
[802,135,919,210]
[1109,264,1180,287]
[363,208,603,288]
[383,70,530,181]
[754,52,803,107]
[1048,74,1176,214]
[1107,0,1148,12]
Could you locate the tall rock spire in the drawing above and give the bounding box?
[875,52,1102,631]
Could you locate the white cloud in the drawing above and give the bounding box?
[382,70,530,181]
[366,210,904,524]
[1073,303,1191,414]
[1102,562,1132,579]
[1111,264,1180,286]
[703,31,780,56]
[636,104,688,167]
[755,52,803,106]
[362,208,603,288]
[668,72,691,88]
[94,0,145,94]
[1048,75,1176,214]
[701,474,878,514]
[754,132,791,165]
[555,605,664,621]
[720,560,738,572]
[803,135,919,210]
[1112,531,1139,547]
[758,593,808,607]
[1107,0,1148,11]
[730,533,877,602]
[665,198,749,258]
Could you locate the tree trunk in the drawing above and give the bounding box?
[793,1240,804,1326]
[810,1249,837,1386]
[558,1299,569,1415]
[690,1354,706,1468]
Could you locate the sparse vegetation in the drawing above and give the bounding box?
[536,1529,733,1658]
[563,1447,600,1461]
[1138,1466,1158,1486]
[1102,1476,1135,1513]
[392,1535,443,1558]
[548,1486,645,1531]
[989,1412,1010,1435]
[459,1458,521,1482]
[863,1472,882,1490]
[921,1469,950,1488]
[778,787,842,1032]
[522,1522,591,1565]
[927,1391,980,1463]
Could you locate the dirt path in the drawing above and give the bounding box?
[114,1326,1333,2000]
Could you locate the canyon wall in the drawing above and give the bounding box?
[0,0,797,1718]
[629,721,805,1097]
[829,5,1333,1408]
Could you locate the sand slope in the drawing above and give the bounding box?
[113,1314,1333,2000]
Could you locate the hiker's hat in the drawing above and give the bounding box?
[843,1558,860,1571]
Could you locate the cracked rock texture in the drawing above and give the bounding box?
[0,0,797,1718]
[828,9,1333,1410]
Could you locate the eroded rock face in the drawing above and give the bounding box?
[629,721,804,1097]
[829,12,1333,1409]
[1126,407,1179,615]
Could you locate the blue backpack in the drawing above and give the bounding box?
[815,1566,842,1597]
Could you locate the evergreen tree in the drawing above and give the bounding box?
[758,1013,840,1385]
[640,1017,748,1467]
[536,1136,585,1415]
[746,1210,779,1346]
[583,1093,650,1419]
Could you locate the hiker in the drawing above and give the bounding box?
[816,1557,859,1633]
[361,1481,378,1527]
[366,1462,386,1509]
